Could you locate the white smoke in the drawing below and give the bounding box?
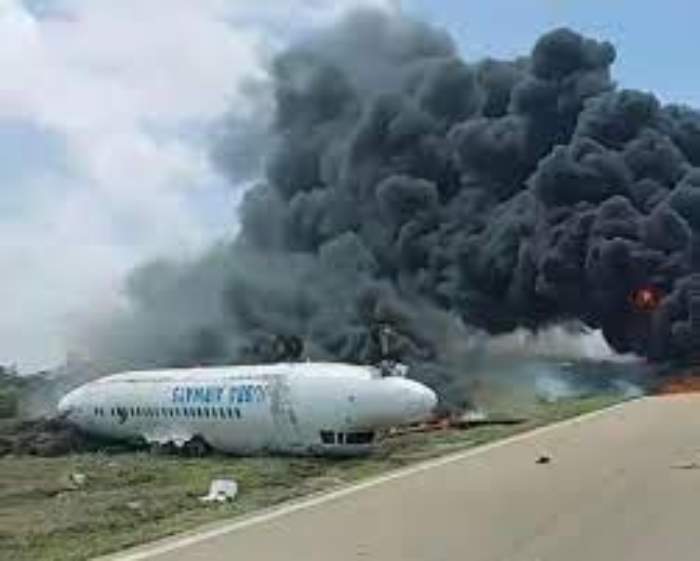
[471,324,640,363]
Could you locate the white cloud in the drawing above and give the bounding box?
[0,0,396,370]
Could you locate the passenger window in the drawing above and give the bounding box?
[197,407,203,418]
[235,408,242,419]
[204,408,210,418]
[337,433,344,444]
[320,431,335,445]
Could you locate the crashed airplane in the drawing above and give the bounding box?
[57,362,437,456]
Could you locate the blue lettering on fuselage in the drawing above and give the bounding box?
[228,384,266,404]
[172,383,266,405]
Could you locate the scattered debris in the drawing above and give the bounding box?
[672,461,700,470]
[536,455,552,465]
[450,412,527,430]
[69,472,87,488]
[386,411,526,437]
[183,436,211,458]
[200,479,239,503]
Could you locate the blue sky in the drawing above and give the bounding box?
[405,0,700,107]
[2,0,699,370]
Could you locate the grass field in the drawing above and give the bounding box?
[0,395,623,561]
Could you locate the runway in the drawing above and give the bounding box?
[103,395,700,561]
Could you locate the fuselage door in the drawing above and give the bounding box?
[267,375,304,451]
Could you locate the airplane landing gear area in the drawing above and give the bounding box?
[149,436,212,457]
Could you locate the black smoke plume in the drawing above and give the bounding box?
[85,10,700,408]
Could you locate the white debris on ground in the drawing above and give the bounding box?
[200,479,239,503]
[460,409,489,423]
[69,472,87,488]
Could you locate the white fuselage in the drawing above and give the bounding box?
[57,362,437,456]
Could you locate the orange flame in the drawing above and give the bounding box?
[657,371,700,395]
[631,286,662,312]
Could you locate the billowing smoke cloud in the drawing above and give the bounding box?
[83,10,700,408]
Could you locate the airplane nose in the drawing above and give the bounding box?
[417,385,438,415]
[405,382,438,421]
[57,395,70,415]
[57,392,75,417]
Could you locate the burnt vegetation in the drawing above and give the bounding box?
[0,366,106,457]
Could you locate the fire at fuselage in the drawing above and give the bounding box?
[57,362,437,456]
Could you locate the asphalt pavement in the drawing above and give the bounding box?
[102,394,700,561]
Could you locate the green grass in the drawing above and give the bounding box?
[0,395,623,561]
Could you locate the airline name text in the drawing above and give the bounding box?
[171,384,267,405]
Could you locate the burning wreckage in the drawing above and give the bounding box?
[1,334,440,458]
[55,350,438,457]
[11,12,700,454]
